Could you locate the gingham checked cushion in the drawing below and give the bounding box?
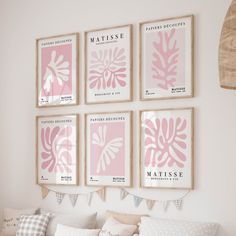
[16,213,51,236]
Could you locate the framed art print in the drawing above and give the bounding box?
[36,115,78,185]
[85,25,132,104]
[36,33,79,107]
[140,108,193,189]
[140,15,194,100]
[85,112,132,187]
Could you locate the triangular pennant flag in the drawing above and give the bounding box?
[120,189,129,200]
[41,186,50,199]
[55,192,65,205]
[133,196,143,207]
[162,201,170,211]
[96,188,106,201]
[69,194,78,207]
[173,199,183,210]
[87,192,93,206]
[146,199,155,210]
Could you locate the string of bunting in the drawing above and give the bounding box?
[120,188,190,211]
[40,186,190,211]
[40,185,106,208]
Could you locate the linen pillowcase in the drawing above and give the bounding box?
[99,217,137,236]
[1,208,37,236]
[16,213,51,236]
[40,209,97,236]
[55,224,100,236]
[139,217,219,236]
[105,210,147,225]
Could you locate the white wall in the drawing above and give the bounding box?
[0,0,236,235]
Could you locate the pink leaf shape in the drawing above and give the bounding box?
[152,29,179,90]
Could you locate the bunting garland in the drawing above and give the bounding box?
[39,186,190,211]
[39,186,106,208]
[120,189,190,211]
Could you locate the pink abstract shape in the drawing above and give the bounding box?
[143,117,187,168]
[40,126,73,173]
[152,29,179,90]
[89,47,127,90]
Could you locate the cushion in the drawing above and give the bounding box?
[40,209,97,236]
[16,213,51,236]
[55,224,100,236]
[99,217,137,236]
[1,208,37,235]
[105,210,146,225]
[139,217,219,236]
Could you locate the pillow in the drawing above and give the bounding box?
[99,217,137,236]
[16,213,51,236]
[139,217,219,236]
[40,209,97,236]
[105,210,147,225]
[2,208,37,235]
[55,224,100,236]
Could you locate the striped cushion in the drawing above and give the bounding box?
[16,213,50,236]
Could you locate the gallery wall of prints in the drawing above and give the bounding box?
[36,15,194,210]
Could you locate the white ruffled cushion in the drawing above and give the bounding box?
[55,224,100,236]
[139,217,219,236]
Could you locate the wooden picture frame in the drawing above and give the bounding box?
[36,114,79,185]
[36,33,79,107]
[85,111,132,187]
[85,25,133,104]
[140,15,194,100]
[140,108,194,189]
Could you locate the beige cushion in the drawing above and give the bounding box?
[99,217,137,236]
[1,208,37,236]
[105,210,147,225]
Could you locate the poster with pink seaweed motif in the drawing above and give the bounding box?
[85,25,132,104]
[86,112,132,186]
[140,15,193,100]
[37,33,78,107]
[37,115,78,185]
[140,108,193,189]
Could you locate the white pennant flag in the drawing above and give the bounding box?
[162,201,170,211]
[146,199,155,210]
[173,199,183,210]
[120,189,129,200]
[69,194,79,207]
[133,196,143,207]
[87,192,93,206]
[55,192,65,205]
